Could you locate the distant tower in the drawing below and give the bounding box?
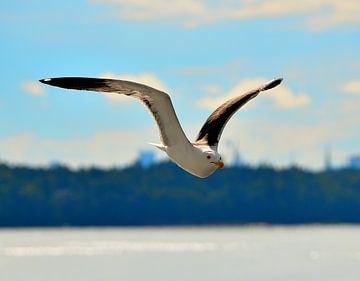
[289,152,298,168]
[226,140,242,167]
[324,146,332,171]
[137,150,156,168]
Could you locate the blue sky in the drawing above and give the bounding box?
[1,0,359,169]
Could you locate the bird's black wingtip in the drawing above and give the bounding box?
[261,77,283,91]
[39,78,52,85]
[38,77,107,90]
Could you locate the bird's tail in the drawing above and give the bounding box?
[149,143,166,152]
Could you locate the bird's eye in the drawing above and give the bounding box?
[206,155,211,159]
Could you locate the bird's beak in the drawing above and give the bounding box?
[212,160,225,169]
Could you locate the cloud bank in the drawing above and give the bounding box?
[197,77,310,110]
[92,0,360,30]
[342,79,360,95]
[0,129,162,168]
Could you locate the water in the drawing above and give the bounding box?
[1,226,360,281]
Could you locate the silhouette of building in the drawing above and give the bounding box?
[49,160,63,169]
[348,155,360,169]
[226,140,242,167]
[324,146,332,171]
[137,150,156,168]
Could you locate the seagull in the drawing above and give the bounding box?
[40,77,282,178]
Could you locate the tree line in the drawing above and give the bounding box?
[0,162,359,226]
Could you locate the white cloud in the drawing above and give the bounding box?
[269,86,310,109]
[99,72,168,103]
[303,0,360,31]
[201,84,222,95]
[22,81,46,96]
[197,77,310,110]
[92,0,360,30]
[0,128,164,168]
[342,79,360,95]
[92,0,209,28]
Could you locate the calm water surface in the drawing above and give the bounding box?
[1,226,360,281]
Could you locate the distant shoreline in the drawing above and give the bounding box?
[1,162,360,227]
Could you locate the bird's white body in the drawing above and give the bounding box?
[163,143,220,178]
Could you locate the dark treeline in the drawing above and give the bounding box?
[0,161,360,226]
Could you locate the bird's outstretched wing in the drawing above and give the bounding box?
[40,77,190,147]
[195,78,283,148]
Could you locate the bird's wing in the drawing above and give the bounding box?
[40,77,190,147]
[195,78,283,148]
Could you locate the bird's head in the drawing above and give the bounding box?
[204,151,224,169]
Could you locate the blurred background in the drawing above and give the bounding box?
[1,0,360,169]
[1,1,360,281]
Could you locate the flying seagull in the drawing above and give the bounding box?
[40,77,282,178]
